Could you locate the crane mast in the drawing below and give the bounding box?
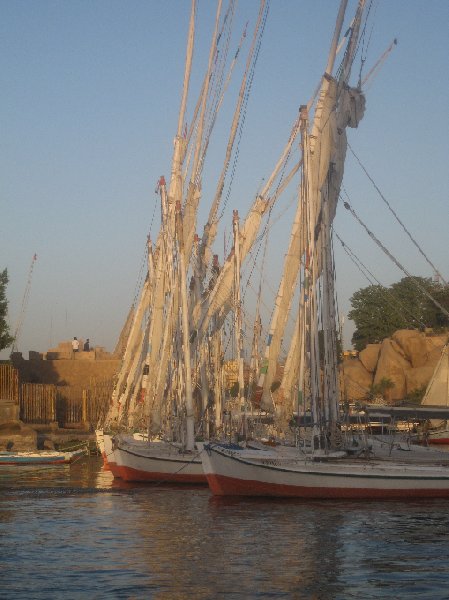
[11,253,37,354]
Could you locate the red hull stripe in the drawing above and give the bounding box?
[428,438,449,445]
[101,452,112,471]
[118,465,206,484]
[206,473,449,499]
[108,462,122,479]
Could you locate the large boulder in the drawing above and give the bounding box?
[392,330,428,368]
[405,365,435,396]
[374,338,411,402]
[359,344,381,373]
[341,359,373,401]
[425,336,447,362]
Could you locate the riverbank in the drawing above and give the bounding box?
[0,419,97,453]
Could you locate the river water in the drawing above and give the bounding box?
[1,456,449,599]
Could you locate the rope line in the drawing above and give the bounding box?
[347,143,446,284]
[342,199,449,320]
[335,230,427,329]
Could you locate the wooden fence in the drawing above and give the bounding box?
[0,364,19,401]
[55,381,112,428]
[21,383,56,424]
[0,365,113,428]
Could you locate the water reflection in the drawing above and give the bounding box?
[207,495,347,598]
[1,458,449,599]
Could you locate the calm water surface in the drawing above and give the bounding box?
[1,456,449,599]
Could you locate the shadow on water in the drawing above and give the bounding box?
[0,456,209,498]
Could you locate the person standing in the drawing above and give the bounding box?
[72,337,79,354]
[83,338,90,351]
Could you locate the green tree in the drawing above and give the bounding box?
[0,269,14,352]
[403,385,426,405]
[349,277,449,351]
[349,284,404,350]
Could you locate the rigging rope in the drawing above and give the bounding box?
[219,0,269,220]
[334,230,427,329]
[342,199,449,320]
[362,37,397,88]
[200,0,237,175]
[347,143,446,284]
[357,0,376,86]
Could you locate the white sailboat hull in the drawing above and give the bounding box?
[95,430,121,476]
[114,437,206,483]
[202,444,449,498]
[97,431,152,478]
[96,429,112,471]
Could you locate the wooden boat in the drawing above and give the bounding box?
[95,2,273,482]
[202,0,449,499]
[113,435,205,483]
[0,448,86,465]
[95,428,111,470]
[202,442,449,498]
[96,430,149,478]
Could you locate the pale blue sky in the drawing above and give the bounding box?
[1,0,448,357]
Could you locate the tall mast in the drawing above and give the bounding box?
[142,1,197,428]
[183,1,223,263]
[233,210,246,438]
[309,0,348,149]
[278,0,366,415]
[176,201,195,451]
[199,0,267,273]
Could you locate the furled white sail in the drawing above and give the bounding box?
[257,77,337,411]
[276,5,366,415]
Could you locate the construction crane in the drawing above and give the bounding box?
[11,253,37,354]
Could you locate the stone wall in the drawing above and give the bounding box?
[11,354,119,387]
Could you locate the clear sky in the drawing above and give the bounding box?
[1,0,448,358]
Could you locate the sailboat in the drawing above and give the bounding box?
[98,1,272,482]
[201,0,449,498]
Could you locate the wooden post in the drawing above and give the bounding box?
[82,390,88,426]
[51,392,56,424]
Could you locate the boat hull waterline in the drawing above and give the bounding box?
[202,445,449,499]
[115,438,206,483]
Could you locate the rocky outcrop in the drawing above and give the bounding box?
[392,330,428,368]
[342,360,372,401]
[342,329,448,404]
[404,364,435,395]
[374,339,410,401]
[426,335,448,358]
[359,344,381,373]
